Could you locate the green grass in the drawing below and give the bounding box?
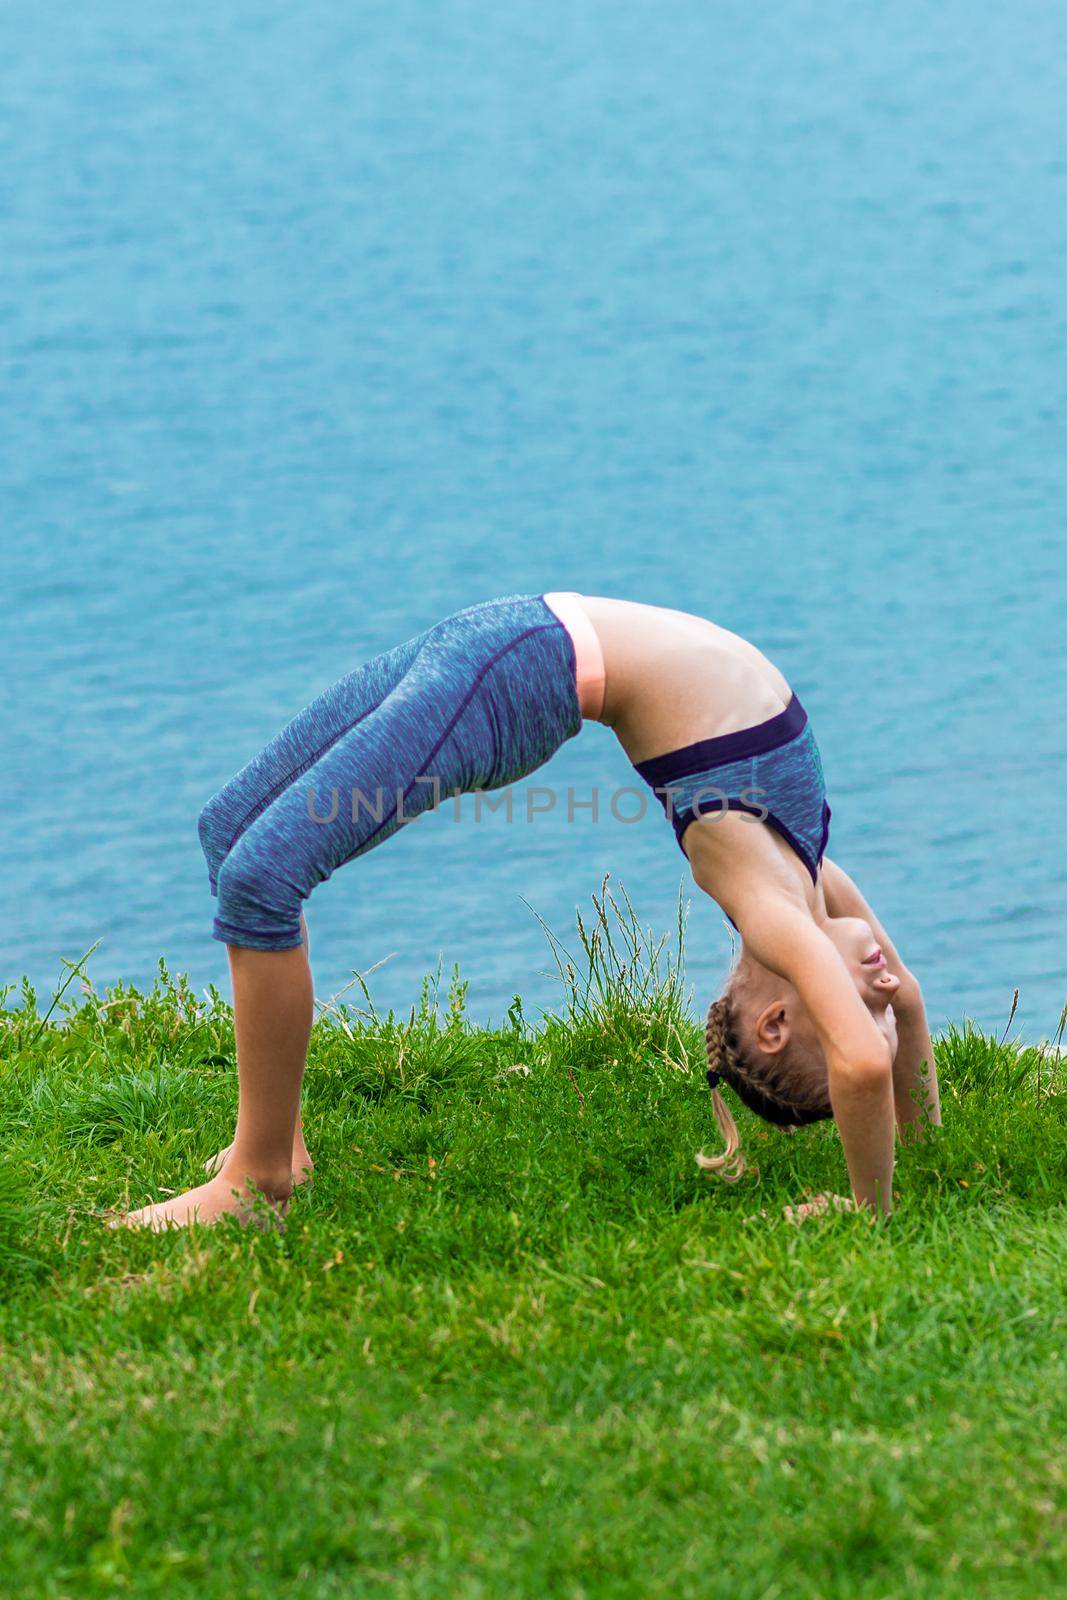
[1,880,1065,1599]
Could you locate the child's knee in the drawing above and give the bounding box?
[197,791,233,891]
[213,838,304,950]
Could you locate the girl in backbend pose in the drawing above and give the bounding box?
[118,592,940,1230]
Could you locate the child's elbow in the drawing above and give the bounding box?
[838,1038,895,1089]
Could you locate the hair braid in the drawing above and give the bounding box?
[695,997,748,1182]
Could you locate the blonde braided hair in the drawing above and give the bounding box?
[696,997,748,1182]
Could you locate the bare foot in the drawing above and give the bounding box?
[111,1170,293,1232]
[204,1140,314,1185]
[784,1192,856,1226]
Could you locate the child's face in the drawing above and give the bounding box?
[821,913,901,1053]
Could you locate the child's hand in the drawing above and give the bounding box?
[783,1191,856,1225]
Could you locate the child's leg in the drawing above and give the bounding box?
[121,642,446,1227]
[117,939,312,1230]
[203,911,315,1182]
[122,653,466,1226]
[223,937,313,1189]
[184,630,431,1206]
[120,598,578,1228]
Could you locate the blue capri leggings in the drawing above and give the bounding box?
[197,594,582,951]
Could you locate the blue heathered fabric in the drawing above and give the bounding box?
[640,725,832,884]
[197,594,581,950]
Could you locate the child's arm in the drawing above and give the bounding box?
[821,858,942,1138]
[721,884,897,1218]
[891,987,942,1141]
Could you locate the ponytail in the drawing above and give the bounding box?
[696,997,750,1183]
[695,1082,747,1182]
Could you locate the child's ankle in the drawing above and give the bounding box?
[216,1161,295,1204]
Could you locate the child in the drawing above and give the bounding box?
[117,592,940,1229]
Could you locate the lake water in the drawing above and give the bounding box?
[3,1,1065,1039]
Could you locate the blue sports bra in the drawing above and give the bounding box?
[631,691,832,885]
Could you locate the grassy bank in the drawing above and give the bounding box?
[1,887,1065,1598]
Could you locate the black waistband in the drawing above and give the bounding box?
[631,692,807,787]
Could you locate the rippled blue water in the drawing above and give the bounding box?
[3,1,1065,1037]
